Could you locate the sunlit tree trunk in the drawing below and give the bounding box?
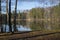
[9,0,12,32]
[14,0,18,32]
[5,0,8,32]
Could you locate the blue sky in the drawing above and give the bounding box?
[2,0,60,12]
[11,0,60,11]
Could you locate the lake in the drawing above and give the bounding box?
[1,20,60,32]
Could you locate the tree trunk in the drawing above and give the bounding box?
[0,0,1,32]
[13,0,18,32]
[0,0,3,33]
[9,0,12,32]
[5,0,8,32]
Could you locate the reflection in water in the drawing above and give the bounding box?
[2,25,31,32]
[16,25,31,31]
[2,19,60,32]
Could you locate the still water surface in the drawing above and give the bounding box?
[2,20,60,32]
[2,24,31,32]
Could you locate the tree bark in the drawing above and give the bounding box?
[4,0,8,32]
[6,0,8,24]
[0,0,3,33]
[13,0,18,32]
[9,0,12,32]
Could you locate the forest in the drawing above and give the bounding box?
[0,3,60,32]
[0,0,60,40]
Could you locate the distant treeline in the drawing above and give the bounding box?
[0,4,60,24]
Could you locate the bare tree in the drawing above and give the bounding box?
[0,0,3,33]
[9,0,12,32]
[4,0,9,32]
[6,0,8,25]
[13,0,18,32]
[0,0,1,32]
